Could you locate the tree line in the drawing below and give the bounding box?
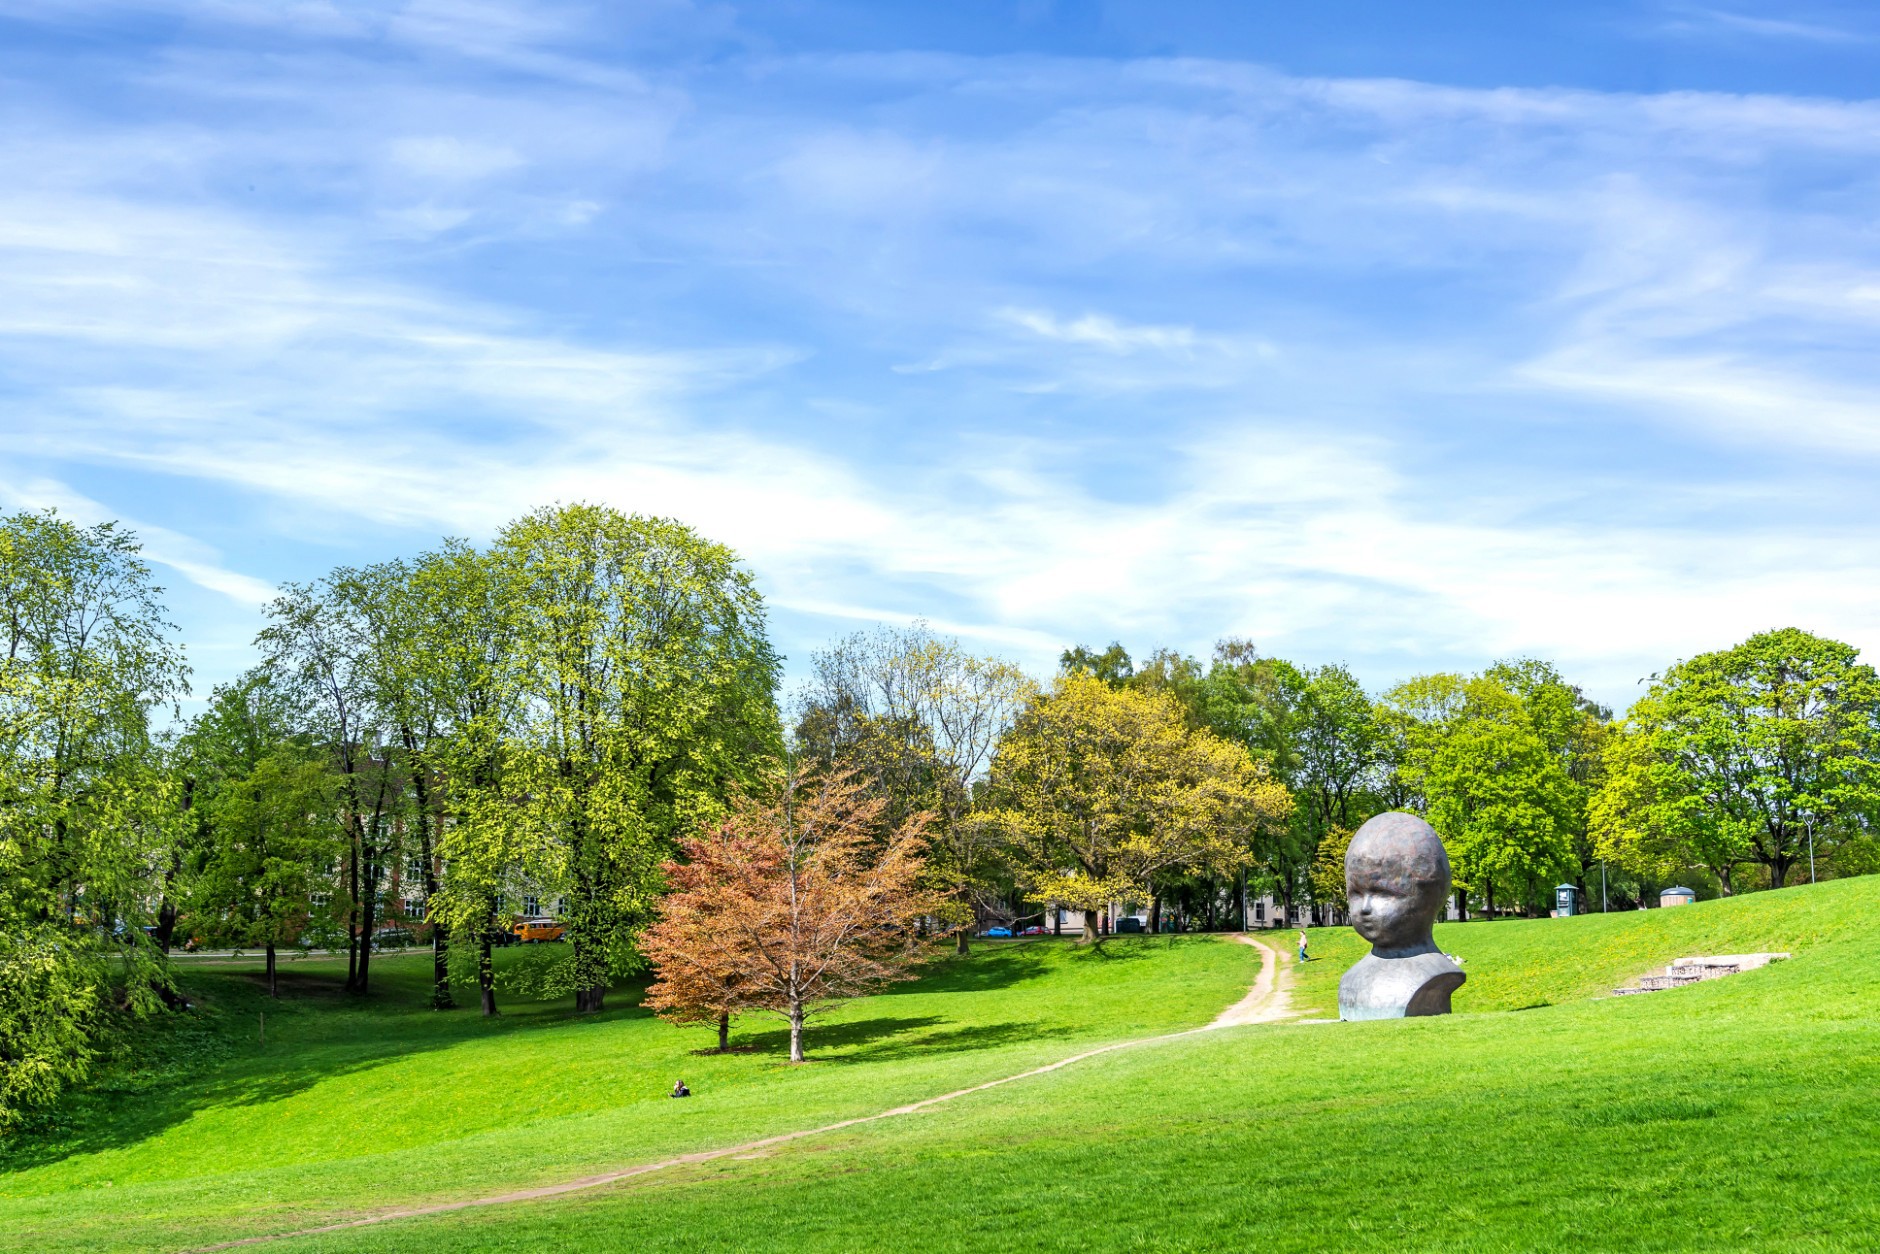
[5,503,1878,1121]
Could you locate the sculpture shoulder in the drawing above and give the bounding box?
[1339,951,1465,1020]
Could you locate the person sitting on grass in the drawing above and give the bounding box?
[671,1080,691,1099]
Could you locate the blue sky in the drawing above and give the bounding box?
[4,1,1879,712]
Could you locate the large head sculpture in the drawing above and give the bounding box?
[1345,812,1451,952]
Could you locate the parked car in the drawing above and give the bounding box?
[1115,917,1145,934]
[373,927,416,950]
[513,918,566,944]
[983,926,1013,938]
[1020,925,1045,936]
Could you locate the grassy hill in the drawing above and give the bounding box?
[0,935,1256,1254]
[1289,872,1876,1016]
[5,877,1877,1252]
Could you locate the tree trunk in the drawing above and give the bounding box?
[576,983,607,1013]
[1236,870,1247,932]
[1052,907,1061,937]
[355,853,377,994]
[431,921,452,1010]
[1718,865,1734,896]
[407,737,453,1011]
[153,778,192,955]
[788,1000,806,1063]
[266,942,277,998]
[1080,909,1100,945]
[478,932,498,1017]
[1454,888,1468,922]
[717,1010,730,1052]
[1149,893,1161,936]
[345,838,360,990]
[1484,878,1497,920]
[956,927,970,956]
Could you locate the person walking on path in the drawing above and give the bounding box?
[1297,930,1309,963]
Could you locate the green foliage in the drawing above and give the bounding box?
[0,925,105,1131]
[497,505,782,1006]
[1057,641,1136,686]
[0,510,186,1128]
[1594,628,1880,892]
[176,675,340,956]
[794,623,1034,944]
[1384,663,1607,916]
[1194,646,1389,912]
[985,671,1291,936]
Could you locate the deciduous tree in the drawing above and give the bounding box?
[796,624,1033,952]
[179,673,339,996]
[499,505,781,1013]
[641,771,937,1063]
[984,672,1291,942]
[1595,628,1880,890]
[0,510,187,1126]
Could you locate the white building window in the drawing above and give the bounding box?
[523,895,539,917]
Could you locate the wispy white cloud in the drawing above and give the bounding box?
[1000,308,1202,355]
[4,12,1880,709]
[0,477,279,607]
[1662,6,1870,44]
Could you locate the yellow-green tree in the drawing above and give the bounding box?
[983,672,1291,943]
[0,510,187,1128]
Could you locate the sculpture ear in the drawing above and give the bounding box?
[1404,971,1465,1017]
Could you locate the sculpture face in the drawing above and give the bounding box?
[1339,812,1464,1019]
[1345,813,1450,952]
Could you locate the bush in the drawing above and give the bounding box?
[0,926,106,1131]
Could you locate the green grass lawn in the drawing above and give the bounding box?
[7,879,1877,1253]
[0,935,1257,1254]
[287,878,1880,1253]
[1289,874,1876,1016]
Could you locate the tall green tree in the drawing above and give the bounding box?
[1193,647,1384,924]
[1594,628,1880,891]
[499,505,781,1013]
[258,577,402,993]
[1486,658,1613,903]
[407,539,530,1017]
[1385,670,1578,918]
[0,510,187,1127]
[179,674,339,996]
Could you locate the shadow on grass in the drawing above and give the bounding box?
[737,1015,1078,1063]
[879,932,1195,998]
[0,963,652,1175]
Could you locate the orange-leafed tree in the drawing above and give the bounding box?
[642,771,938,1063]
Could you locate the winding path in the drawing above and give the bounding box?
[190,937,1293,1252]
